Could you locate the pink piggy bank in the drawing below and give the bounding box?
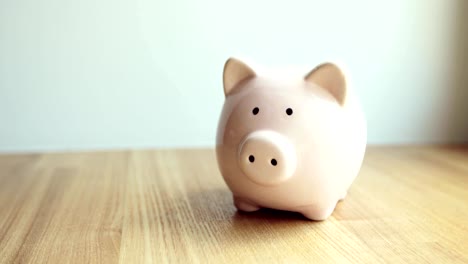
[216,58,367,220]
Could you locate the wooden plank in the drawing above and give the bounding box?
[0,146,467,263]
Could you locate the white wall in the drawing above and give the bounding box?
[1,0,467,152]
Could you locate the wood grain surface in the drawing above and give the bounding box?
[0,146,467,263]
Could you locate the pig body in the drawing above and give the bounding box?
[216,58,367,220]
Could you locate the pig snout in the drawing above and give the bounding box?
[238,130,297,186]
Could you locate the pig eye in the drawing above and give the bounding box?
[286,108,293,116]
[252,107,259,115]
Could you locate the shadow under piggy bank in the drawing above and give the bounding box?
[186,188,326,257]
[188,188,318,223]
[233,208,311,222]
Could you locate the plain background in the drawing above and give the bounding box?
[1,0,467,152]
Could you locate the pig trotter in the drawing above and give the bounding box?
[233,196,260,212]
[299,203,337,221]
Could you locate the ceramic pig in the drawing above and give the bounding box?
[215,58,367,221]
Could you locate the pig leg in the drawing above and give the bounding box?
[233,196,260,212]
[298,202,338,221]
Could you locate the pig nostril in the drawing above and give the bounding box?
[271,159,277,166]
[252,107,259,115]
[248,155,255,163]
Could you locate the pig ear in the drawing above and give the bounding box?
[223,58,256,96]
[304,63,347,105]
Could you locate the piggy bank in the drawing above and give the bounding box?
[215,58,367,220]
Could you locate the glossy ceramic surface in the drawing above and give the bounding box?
[216,58,367,220]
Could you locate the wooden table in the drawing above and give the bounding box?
[0,146,467,263]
